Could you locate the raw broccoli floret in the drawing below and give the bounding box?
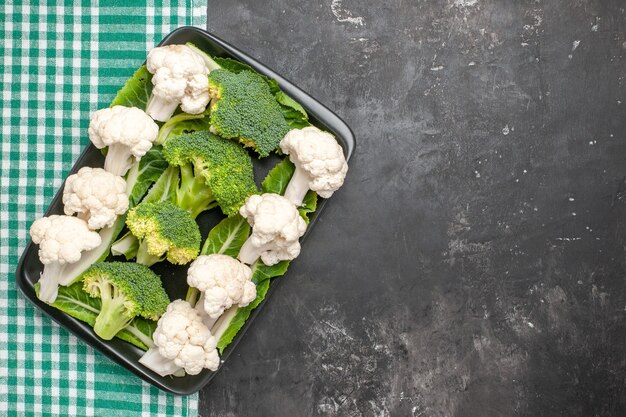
[82,262,169,340]
[208,69,290,157]
[162,130,258,217]
[126,201,201,266]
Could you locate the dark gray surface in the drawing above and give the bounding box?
[200,1,626,416]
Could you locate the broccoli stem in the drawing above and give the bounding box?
[104,143,134,176]
[93,283,133,340]
[176,163,217,218]
[135,242,163,267]
[110,231,139,260]
[37,262,63,303]
[146,95,179,122]
[284,166,312,206]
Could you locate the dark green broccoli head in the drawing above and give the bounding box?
[208,69,290,157]
[82,261,170,340]
[163,131,258,216]
[126,201,201,265]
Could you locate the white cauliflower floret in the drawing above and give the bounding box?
[238,193,307,266]
[139,300,220,377]
[188,254,256,319]
[62,167,128,230]
[280,126,348,206]
[30,215,102,303]
[146,44,210,121]
[88,106,159,176]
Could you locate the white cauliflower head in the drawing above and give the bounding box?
[188,254,256,319]
[146,44,210,121]
[88,106,159,176]
[62,167,129,230]
[238,193,307,266]
[152,300,220,374]
[30,215,102,265]
[280,126,348,205]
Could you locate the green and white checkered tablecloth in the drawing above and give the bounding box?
[1,1,206,415]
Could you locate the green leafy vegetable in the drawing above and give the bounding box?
[109,65,153,110]
[249,260,290,284]
[261,158,293,194]
[35,282,156,351]
[213,57,257,74]
[275,91,310,129]
[200,215,251,257]
[142,165,178,205]
[125,145,169,208]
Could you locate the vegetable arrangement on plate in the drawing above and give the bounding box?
[28,43,348,378]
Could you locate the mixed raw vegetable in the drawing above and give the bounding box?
[29,43,348,378]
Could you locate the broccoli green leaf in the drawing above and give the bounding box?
[261,158,317,223]
[213,57,256,74]
[250,260,290,284]
[110,65,153,110]
[275,91,307,119]
[201,215,251,257]
[126,146,169,208]
[299,190,318,224]
[118,317,158,351]
[261,158,293,194]
[35,282,156,351]
[142,165,178,205]
[275,91,310,129]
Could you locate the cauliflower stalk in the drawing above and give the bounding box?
[237,193,307,266]
[139,300,220,377]
[280,126,348,206]
[146,44,211,122]
[88,106,159,176]
[30,215,102,303]
[187,254,256,327]
[62,167,129,230]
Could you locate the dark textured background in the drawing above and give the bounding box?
[200,1,626,416]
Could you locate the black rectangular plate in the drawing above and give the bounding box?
[15,26,355,395]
